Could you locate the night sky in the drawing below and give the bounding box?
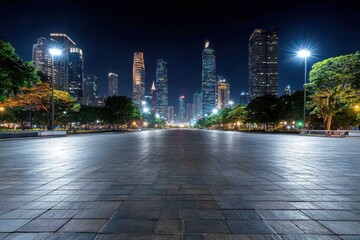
[1,0,359,110]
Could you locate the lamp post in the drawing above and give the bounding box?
[297,49,311,130]
[49,48,61,131]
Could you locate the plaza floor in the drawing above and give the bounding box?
[0,129,359,239]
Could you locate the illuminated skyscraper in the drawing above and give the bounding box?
[202,40,216,116]
[155,59,168,118]
[32,37,56,81]
[167,106,174,123]
[178,96,185,123]
[84,74,97,106]
[217,77,230,109]
[151,81,157,113]
[249,29,278,100]
[193,90,202,120]
[186,103,193,123]
[68,47,84,102]
[133,52,145,105]
[49,33,76,90]
[285,84,292,96]
[108,73,118,96]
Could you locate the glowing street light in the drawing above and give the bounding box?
[228,100,234,109]
[155,113,160,118]
[0,107,5,112]
[141,101,146,106]
[49,48,62,130]
[212,108,219,114]
[143,107,150,113]
[297,49,311,130]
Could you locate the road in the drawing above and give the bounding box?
[0,129,359,239]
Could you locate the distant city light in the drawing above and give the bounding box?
[228,101,234,106]
[143,107,149,113]
[155,113,160,118]
[49,48,61,56]
[212,108,218,114]
[297,49,311,58]
[141,101,146,105]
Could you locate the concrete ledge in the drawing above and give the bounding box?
[0,130,67,139]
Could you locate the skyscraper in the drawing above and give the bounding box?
[178,96,185,123]
[151,81,157,113]
[32,37,55,81]
[68,47,84,102]
[167,106,174,124]
[49,33,76,90]
[217,77,230,109]
[108,73,118,96]
[249,29,278,100]
[193,90,202,120]
[202,40,216,116]
[240,92,249,105]
[155,59,168,118]
[133,52,145,105]
[285,84,292,96]
[84,74,97,106]
[186,103,193,123]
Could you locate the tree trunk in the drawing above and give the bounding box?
[326,115,333,130]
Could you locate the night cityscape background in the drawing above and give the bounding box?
[1,0,359,114]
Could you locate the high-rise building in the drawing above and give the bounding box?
[285,84,292,96]
[49,33,76,90]
[32,37,56,81]
[144,95,153,113]
[240,92,250,105]
[167,106,174,124]
[151,81,157,113]
[84,75,97,106]
[193,90,202,120]
[202,40,216,116]
[186,103,193,123]
[108,73,118,96]
[68,47,84,102]
[133,52,145,105]
[178,96,185,123]
[155,59,168,118]
[249,29,278,100]
[217,78,230,109]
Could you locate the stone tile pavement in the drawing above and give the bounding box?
[0,129,359,239]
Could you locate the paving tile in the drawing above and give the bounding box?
[74,209,115,219]
[292,221,333,234]
[156,220,181,234]
[0,210,45,219]
[0,220,29,232]
[302,210,360,220]
[59,219,107,232]
[47,233,96,240]
[226,220,275,234]
[265,221,303,234]
[2,232,51,240]
[95,233,155,239]
[319,221,360,235]
[185,220,230,233]
[16,219,68,232]
[101,219,157,234]
[38,210,79,219]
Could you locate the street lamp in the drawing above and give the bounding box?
[228,101,234,109]
[212,108,219,114]
[297,49,311,130]
[49,48,61,130]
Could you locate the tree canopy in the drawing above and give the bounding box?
[0,39,40,101]
[307,51,360,130]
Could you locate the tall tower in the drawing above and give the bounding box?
[151,81,157,113]
[193,90,202,120]
[155,59,168,118]
[49,33,76,90]
[178,96,185,123]
[186,103,193,123]
[68,47,84,102]
[202,40,216,116]
[249,29,278,100]
[133,52,145,105]
[108,73,118,96]
[32,37,56,81]
[167,106,174,123]
[84,74,97,106]
[217,77,230,109]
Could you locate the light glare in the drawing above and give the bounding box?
[49,48,62,56]
[297,49,311,58]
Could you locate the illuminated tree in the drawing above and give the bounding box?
[307,52,360,130]
[2,83,79,128]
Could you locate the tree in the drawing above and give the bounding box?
[103,96,141,129]
[0,39,40,101]
[278,91,303,122]
[307,52,360,130]
[226,105,248,127]
[2,83,78,128]
[247,94,279,130]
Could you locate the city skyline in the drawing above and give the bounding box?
[1,1,359,111]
